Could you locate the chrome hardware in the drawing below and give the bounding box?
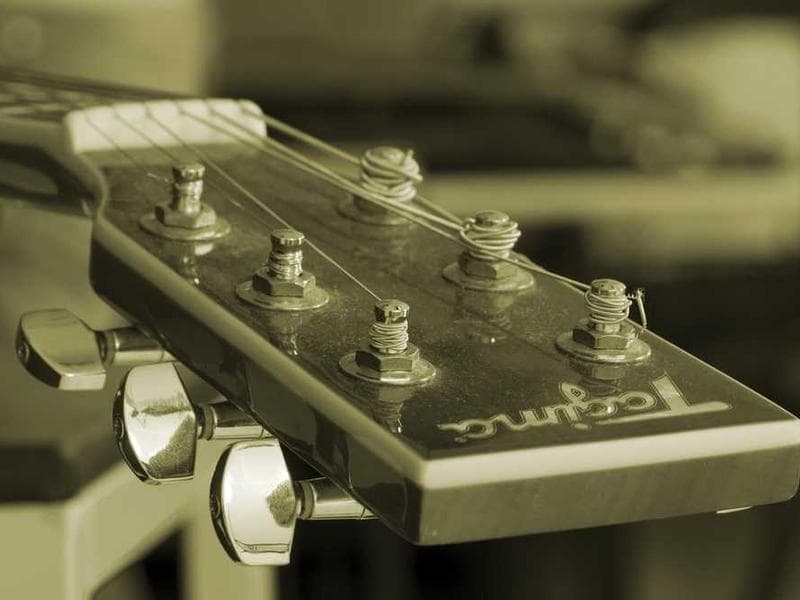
[235,228,329,311]
[139,162,231,241]
[339,299,436,385]
[339,146,421,225]
[209,439,373,566]
[16,309,171,390]
[442,210,534,292]
[556,279,651,364]
[113,362,268,484]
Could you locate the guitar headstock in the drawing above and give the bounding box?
[7,70,800,564]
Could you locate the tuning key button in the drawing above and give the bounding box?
[16,309,172,390]
[210,439,373,566]
[114,362,268,484]
[210,439,297,566]
[17,309,105,390]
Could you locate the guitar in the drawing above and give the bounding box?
[4,68,799,566]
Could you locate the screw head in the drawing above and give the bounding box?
[172,162,205,183]
[474,210,510,228]
[590,279,626,297]
[374,299,409,323]
[271,229,305,250]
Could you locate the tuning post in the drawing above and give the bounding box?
[236,228,329,311]
[16,309,172,390]
[556,278,651,364]
[339,145,421,225]
[442,210,534,292]
[113,362,268,484]
[139,162,231,241]
[339,299,435,385]
[210,439,373,566]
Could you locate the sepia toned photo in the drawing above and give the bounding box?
[0,1,798,598]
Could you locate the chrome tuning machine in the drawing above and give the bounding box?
[114,362,268,484]
[16,308,172,390]
[210,439,373,566]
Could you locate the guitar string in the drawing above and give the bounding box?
[195,111,520,252]
[204,109,596,290]
[92,98,576,292]
[187,109,646,331]
[8,77,643,326]
[94,106,252,213]
[80,111,606,360]
[9,81,628,312]
[110,104,383,302]
[198,105,648,329]
[82,110,174,184]
[86,111,258,221]
[207,108,463,233]
[84,106,385,306]
[192,106,595,292]
[80,104,383,305]
[0,77,147,119]
[81,99,646,329]
[80,109,568,352]
[139,108,586,343]
[240,108,463,225]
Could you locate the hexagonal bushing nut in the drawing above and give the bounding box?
[458,252,517,280]
[251,267,316,298]
[355,343,420,373]
[155,202,217,229]
[569,358,629,382]
[572,319,636,350]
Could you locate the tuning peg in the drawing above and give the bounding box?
[114,362,268,484]
[16,309,172,390]
[209,439,373,566]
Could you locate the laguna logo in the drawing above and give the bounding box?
[437,375,731,443]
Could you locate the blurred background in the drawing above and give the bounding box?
[0,0,798,598]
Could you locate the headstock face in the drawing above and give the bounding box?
[4,72,797,544]
[79,100,800,544]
